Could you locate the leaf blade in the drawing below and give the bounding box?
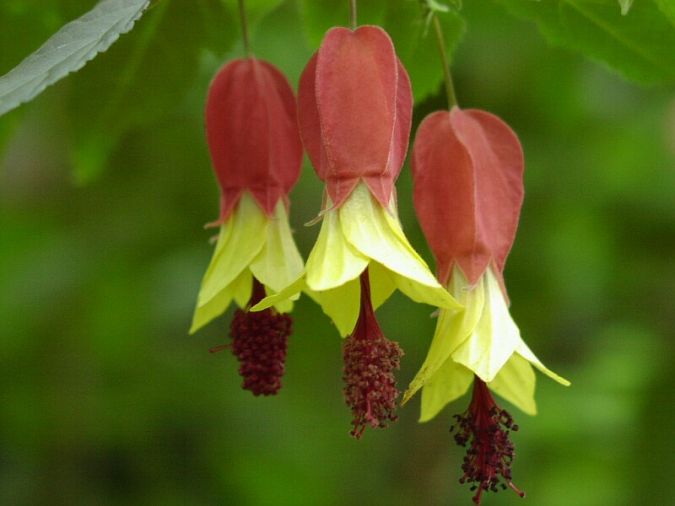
[498,0,675,84]
[0,0,150,116]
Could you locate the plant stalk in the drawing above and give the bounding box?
[350,0,357,29]
[432,13,457,108]
[239,0,252,57]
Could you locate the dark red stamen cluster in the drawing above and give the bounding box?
[450,378,525,505]
[342,270,403,439]
[227,279,292,396]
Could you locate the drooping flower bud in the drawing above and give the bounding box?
[297,26,412,208]
[412,106,524,288]
[206,58,303,221]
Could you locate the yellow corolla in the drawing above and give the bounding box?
[252,183,460,336]
[190,192,303,334]
[404,265,570,420]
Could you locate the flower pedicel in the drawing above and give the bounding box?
[406,107,570,503]
[190,57,304,396]
[253,26,460,436]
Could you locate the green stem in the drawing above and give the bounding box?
[432,14,457,108]
[349,0,357,29]
[239,0,252,57]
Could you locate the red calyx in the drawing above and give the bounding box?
[451,378,525,505]
[228,279,292,396]
[206,58,302,222]
[342,270,403,438]
[412,107,524,288]
[297,26,413,209]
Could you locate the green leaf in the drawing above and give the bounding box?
[498,0,675,84]
[0,0,150,117]
[67,0,237,184]
[384,3,465,102]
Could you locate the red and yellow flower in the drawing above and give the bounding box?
[191,57,304,395]
[405,106,570,501]
[254,26,459,435]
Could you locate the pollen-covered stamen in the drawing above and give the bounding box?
[228,278,292,396]
[450,377,525,505]
[342,269,404,439]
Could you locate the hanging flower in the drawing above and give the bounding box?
[253,26,460,435]
[190,58,304,396]
[404,106,570,502]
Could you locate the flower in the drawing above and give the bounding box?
[405,106,569,416]
[190,57,304,395]
[405,106,570,502]
[253,26,459,435]
[253,27,459,335]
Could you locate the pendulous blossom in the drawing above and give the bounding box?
[405,106,570,502]
[190,57,304,396]
[254,26,460,435]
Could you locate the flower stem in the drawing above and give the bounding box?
[349,0,357,30]
[238,0,252,57]
[431,13,457,108]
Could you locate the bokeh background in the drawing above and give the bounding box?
[1,1,674,505]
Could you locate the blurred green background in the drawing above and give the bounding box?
[1,1,674,505]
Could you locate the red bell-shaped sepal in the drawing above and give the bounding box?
[298,26,412,208]
[412,107,524,287]
[206,58,303,221]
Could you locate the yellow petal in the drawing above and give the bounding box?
[250,276,306,312]
[451,269,521,382]
[516,340,571,386]
[392,273,461,311]
[305,203,368,291]
[249,201,304,293]
[339,183,459,309]
[271,295,293,314]
[232,269,252,308]
[419,360,473,422]
[403,268,484,404]
[308,279,361,337]
[191,193,268,332]
[189,284,234,334]
[488,353,538,415]
[368,261,396,310]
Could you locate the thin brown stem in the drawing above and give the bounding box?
[238,0,252,57]
[349,0,357,29]
[432,13,457,108]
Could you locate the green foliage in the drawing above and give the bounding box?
[384,3,465,102]
[68,0,236,184]
[0,0,150,116]
[498,0,675,84]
